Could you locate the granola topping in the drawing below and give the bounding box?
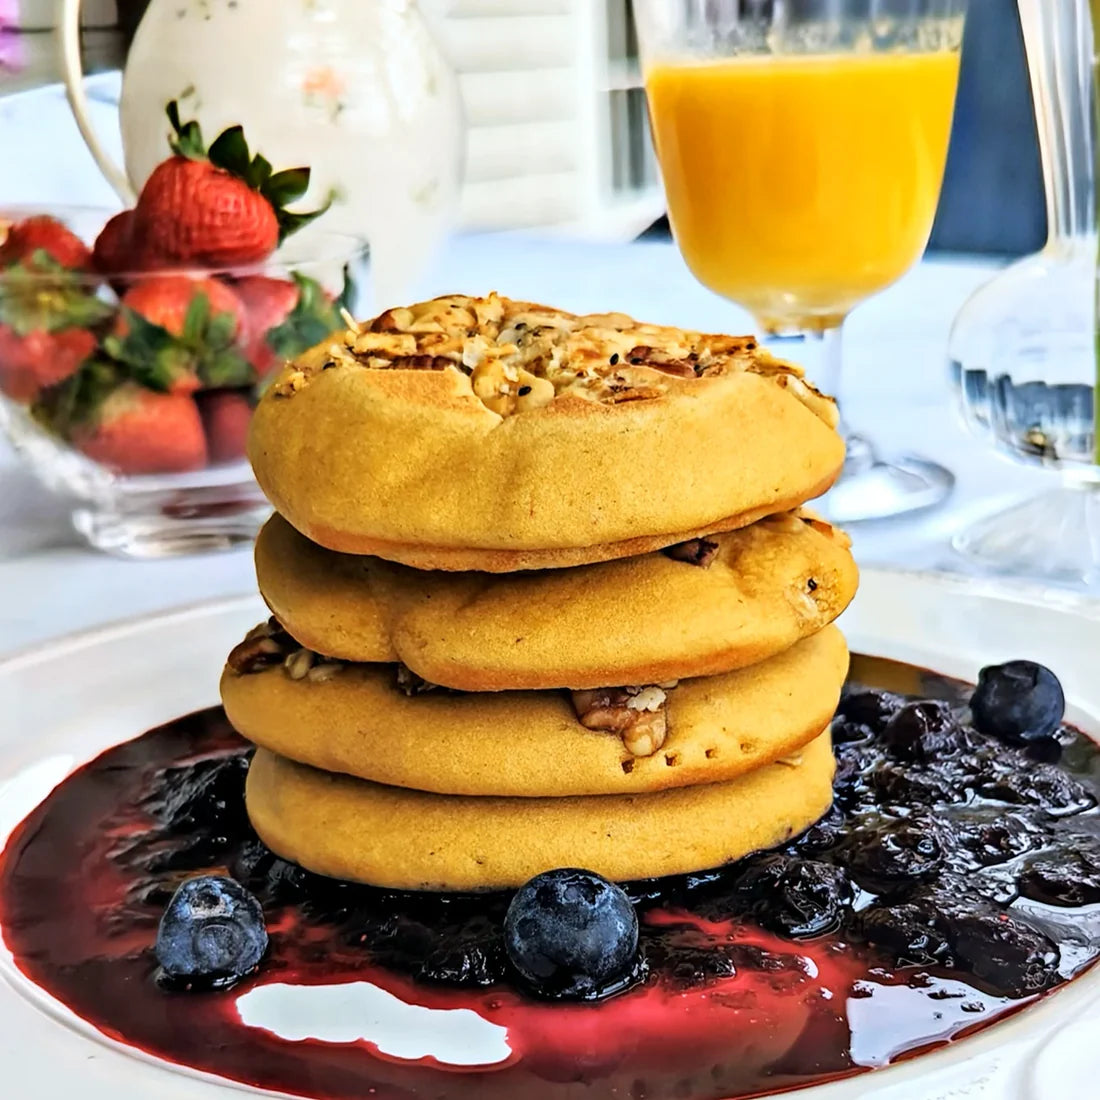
[571,684,672,758]
[275,293,838,423]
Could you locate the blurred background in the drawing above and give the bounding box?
[0,0,1044,254]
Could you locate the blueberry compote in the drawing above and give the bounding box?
[1,655,1099,1100]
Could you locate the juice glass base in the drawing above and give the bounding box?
[766,331,955,524]
[818,432,955,524]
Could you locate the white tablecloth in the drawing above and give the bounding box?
[0,232,1056,657]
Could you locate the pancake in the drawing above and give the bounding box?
[244,730,836,891]
[248,294,844,571]
[221,625,848,797]
[255,509,858,691]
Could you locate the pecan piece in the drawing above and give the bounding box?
[227,618,301,674]
[571,685,670,757]
[624,345,696,378]
[662,537,719,567]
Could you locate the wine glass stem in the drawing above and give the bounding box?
[772,320,874,474]
[809,323,847,435]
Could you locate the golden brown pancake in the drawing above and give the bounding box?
[248,294,844,571]
[245,730,836,891]
[254,509,858,691]
[221,625,848,798]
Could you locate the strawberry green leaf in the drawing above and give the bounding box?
[246,153,274,193]
[0,259,114,335]
[265,168,311,208]
[166,100,207,160]
[205,310,238,348]
[198,346,255,388]
[33,356,123,438]
[103,313,184,394]
[181,292,212,345]
[208,125,253,179]
[264,272,343,360]
[275,200,333,243]
[335,262,357,314]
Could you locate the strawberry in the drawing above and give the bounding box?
[131,102,330,270]
[0,255,112,402]
[73,384,207,475]
[197,389,253,464]
[105,275,254,394]
[92,210,139,276]
[0,215,91,271]
[233,270,351,377]
[0,325,96,402]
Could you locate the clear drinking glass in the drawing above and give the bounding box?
[949,0,1100,586]
[634,0,968,523]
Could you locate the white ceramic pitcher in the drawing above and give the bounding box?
[58,0,464,304]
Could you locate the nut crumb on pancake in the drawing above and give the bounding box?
[272,292,838,425]
[571,685,672,757]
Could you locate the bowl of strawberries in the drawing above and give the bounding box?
[0,103,366,557]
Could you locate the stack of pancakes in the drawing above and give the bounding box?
[221,294,856,892]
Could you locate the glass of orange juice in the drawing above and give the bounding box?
[636,0,968,522]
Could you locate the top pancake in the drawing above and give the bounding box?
[255,509,858,691]
[248,294,845,570]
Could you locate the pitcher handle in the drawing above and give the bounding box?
[57,0,136,203]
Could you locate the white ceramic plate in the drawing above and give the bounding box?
[0,568,1098,1100]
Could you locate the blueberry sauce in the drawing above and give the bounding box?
[0,654,1098,1100]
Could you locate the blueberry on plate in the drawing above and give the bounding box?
[156,875,268,987]
[835,689,906,736]
[1018,843,1100,907]
[846,817,951,884]
[949,909,1060,998]
[880,700,966,764]
[855,897,952,967]
[970,661,1065,745]
[730,854,852,938]
[503,868,639,1000]
[953,812,1046,869]
[976,757,1094,816]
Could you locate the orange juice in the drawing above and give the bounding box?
[645,51,960,331]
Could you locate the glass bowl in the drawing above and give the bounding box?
[0,206,368,557]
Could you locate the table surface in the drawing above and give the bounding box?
[1,231,1057,658]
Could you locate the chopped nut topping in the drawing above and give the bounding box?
[394,664,445,696]
[571,684,671,757]
[227,617,295,673]
[662,537,719,567]
[227,620,345,682]
[272,293,837,422]
[272,369,308,398]
[284,648,315,681]
[307,662,343,683]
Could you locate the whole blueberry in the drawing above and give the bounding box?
[881,701,965,763]
[156,875,268,986]
[503,868,638,1000]
[970,661,1065,745]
